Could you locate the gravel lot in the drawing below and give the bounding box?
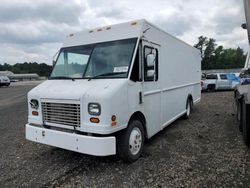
[0,84,250,187]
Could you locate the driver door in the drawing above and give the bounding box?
[142,41,161,138]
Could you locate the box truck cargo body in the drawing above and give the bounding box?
[26,20,201,162]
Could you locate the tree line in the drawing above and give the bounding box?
[194,36,246,70]
[0,62,52,77]
[0,36,247,75]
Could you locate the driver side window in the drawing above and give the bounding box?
[144,46,158,81]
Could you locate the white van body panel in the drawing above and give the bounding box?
[26,19,201,156]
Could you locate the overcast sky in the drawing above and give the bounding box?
[0,0,248,65]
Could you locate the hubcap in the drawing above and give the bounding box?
[129,127,142,155]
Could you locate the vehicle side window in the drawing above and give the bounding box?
[206,74,218,79]
[220,74,227,80]
[144,46,158,81]
[130,49,140,82]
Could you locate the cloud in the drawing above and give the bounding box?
[0,0,84,24]
[0,0,248,65]
[151,8,201,36]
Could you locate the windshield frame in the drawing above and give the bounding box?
[49,38,138,80]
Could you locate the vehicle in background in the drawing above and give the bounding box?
[226,73,241,88]
[0,76,10,87]
[235,68,250,146]
[25,19,201,162]
[202,73,239,91]
[234,0,250,146]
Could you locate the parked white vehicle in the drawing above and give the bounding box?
[202,73,239,91]
[0,76,10,87]
[25,20,201,162]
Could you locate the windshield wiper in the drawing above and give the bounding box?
[49,76,75,81]
[87,72,126,81]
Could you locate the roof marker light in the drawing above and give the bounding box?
[131,22,137,26]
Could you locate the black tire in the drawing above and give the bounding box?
[242,100,250,146]
[183,99,192,119]
[116,120,144,162]
[237,100,243,132]
[207,84,216,92]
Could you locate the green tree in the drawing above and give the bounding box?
[194,36,208,58]
[194,36,246,70]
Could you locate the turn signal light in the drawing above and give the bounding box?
[111,115,116,121]
[90,117,100,123]
[32,111,39,116]
[111,122,117,127]
[111,115,117,127]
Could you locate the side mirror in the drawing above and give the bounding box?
[147,70,155,77]
[146,53,156,66]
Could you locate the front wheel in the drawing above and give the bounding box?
[117,120,145,162]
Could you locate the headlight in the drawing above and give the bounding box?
[88,103,101,116]
[30,99,39,109]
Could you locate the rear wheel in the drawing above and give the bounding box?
[242,100,250,146]
[237,100,243,132]
[117,120,144,162]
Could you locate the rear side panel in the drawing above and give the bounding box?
[140,21,201,138]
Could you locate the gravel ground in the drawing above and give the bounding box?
[0,85,250,187]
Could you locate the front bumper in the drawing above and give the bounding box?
[26,123,116,156]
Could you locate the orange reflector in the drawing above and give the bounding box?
[111,121,117,127]
[90,117,100,123]
[111,115,116,121]
[131,22,137,26]
[32,111,39,116]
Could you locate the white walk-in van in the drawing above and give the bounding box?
[26,20,201,162]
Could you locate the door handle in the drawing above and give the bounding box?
[139,91,143,104]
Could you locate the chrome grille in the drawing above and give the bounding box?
[42,102,80,127]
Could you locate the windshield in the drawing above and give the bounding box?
[50,38,137,79]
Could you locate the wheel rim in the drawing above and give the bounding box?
[187,101,191,116]
[129,127,142,155]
